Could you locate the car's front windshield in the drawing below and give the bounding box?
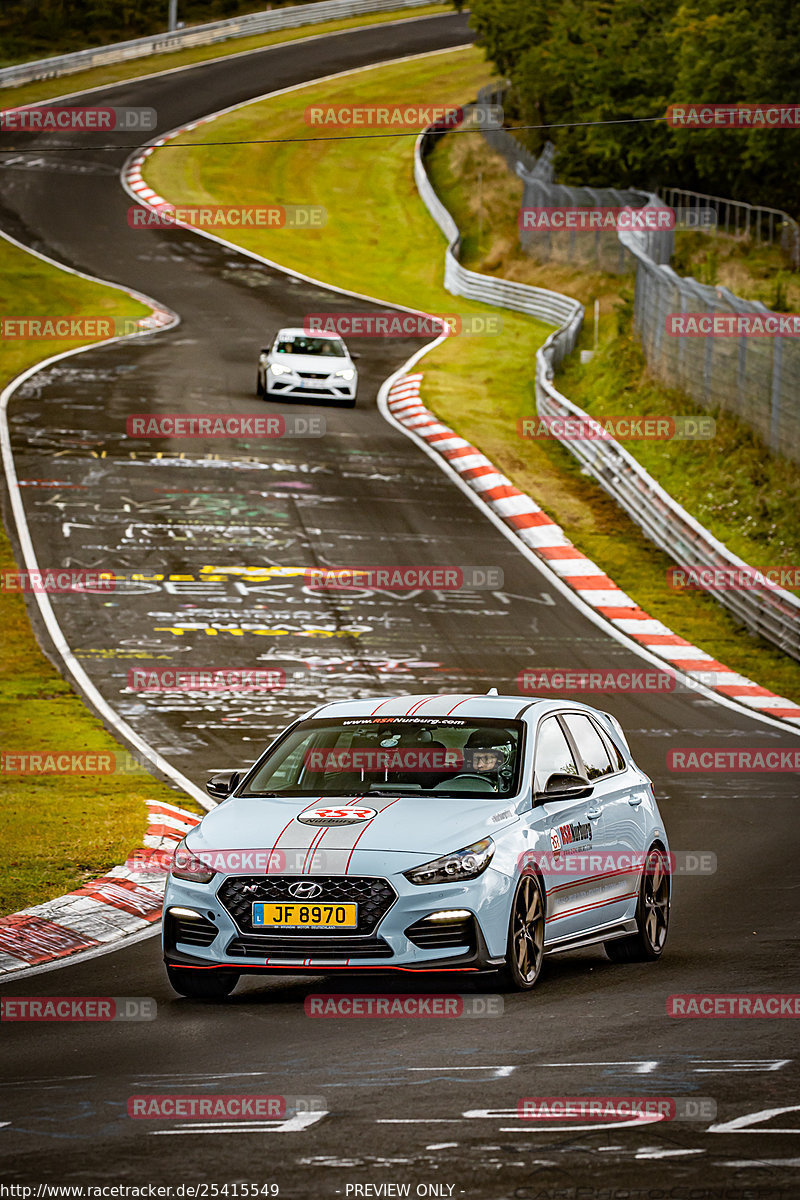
[275,336,346,357]
[240,717,524,798]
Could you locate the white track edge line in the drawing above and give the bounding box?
[0,230,216,805]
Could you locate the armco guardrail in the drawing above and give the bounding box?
[416,117,800,662]
[477,91,800,464]
[535,367,800,662]
[415,116,583,356]
[0,0,433,88]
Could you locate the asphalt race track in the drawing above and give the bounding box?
[1,11,799,1197]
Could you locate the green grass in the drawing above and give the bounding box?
[143,47,800,707]
[0,5,449,110]
[0,236,202,917]
[429,129,800,704]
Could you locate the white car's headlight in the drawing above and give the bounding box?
[170,838,215,884]
[404,838,494,886]
[269,362,293,376]
[334,368,355,380]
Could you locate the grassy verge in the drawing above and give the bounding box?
[0,236,201,917]
[0,4,449,109]
[432,132,800,591]
[429,128,800,699]
[143,47,800,706]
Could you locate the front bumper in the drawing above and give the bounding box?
[266,373,356,401]
[163,866,509,975]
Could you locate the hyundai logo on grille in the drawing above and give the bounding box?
[287,881,324,900]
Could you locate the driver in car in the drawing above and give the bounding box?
[462,730,514,791]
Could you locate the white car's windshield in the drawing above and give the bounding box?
[275,336,347,357]
[241,717,524,798]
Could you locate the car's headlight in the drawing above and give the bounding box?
[269,362,293,376]
[170,839,215,884]
[333,368,355,380]
[403,838,494,886]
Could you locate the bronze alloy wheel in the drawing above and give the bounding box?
[605,845,670,963]
[500,873,546,990]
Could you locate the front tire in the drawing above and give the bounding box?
[498,873,545,991]
[605,845,670,962]
[256,371,265,397]
[166,965,239,999]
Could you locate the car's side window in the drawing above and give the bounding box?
[534,716,579,783]
[563,714,615,780]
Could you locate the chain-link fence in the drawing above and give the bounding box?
[518,174,668,274]
[621,226,800,462]
[475,87,800,464]
[661,186,800,270]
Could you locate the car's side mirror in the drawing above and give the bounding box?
[536,772,593,801]
[205,770,242,800]
[351,352,362,360]
[261,347,271,355]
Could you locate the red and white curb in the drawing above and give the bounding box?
[0,800,199,977]
[387,375,800,728]
[125,119,214,215]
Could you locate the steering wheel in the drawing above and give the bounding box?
[433,774,498,792]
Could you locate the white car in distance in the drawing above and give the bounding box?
[257,328,358,407]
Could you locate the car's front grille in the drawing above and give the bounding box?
[297,371,330,380]
[405,914,475,950]
[217,875,397,936]
[226,934,393,959]
[164,911,219,948]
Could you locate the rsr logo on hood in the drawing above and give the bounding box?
[297,806,377,826]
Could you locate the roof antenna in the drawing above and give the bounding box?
[486,687,499,696]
